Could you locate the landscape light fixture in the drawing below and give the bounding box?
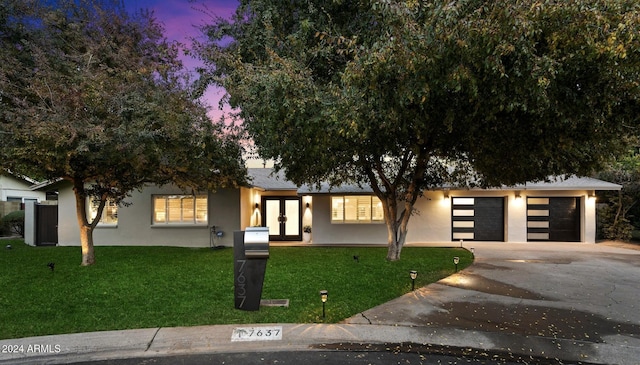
[320,290,328,318]
[306,202,310,208]
[410,270,418,291]
[453,257,460,272]
[255,203,259,209]
[470,247,475,254]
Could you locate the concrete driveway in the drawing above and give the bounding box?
[344,241,640,364]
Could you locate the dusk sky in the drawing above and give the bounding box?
[124,0,240,120]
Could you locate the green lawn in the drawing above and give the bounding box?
[0,240,472,340]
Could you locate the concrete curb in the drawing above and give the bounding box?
[2,322,639,364]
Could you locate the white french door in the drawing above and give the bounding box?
[262,197,301,241]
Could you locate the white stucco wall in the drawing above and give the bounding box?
[0,174,45,202]
[311,189,597,245]
[308,194,388,245]
[57,183,242,247]
[55,181,598,247]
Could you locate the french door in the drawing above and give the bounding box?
[262,197,301,241]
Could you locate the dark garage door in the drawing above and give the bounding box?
[527,197,580,242]
[452,197,505,241]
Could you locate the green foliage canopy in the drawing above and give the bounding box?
[195,0,640,259]
[0,0,247,264]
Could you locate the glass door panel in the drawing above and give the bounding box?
[285,200,300,236]
[266,200,281,236]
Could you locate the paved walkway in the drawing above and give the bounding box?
[1,241,638,364]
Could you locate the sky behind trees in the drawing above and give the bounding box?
[124,0,239,121]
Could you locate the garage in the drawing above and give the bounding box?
[527,197,581,242]
[451,197,505,241]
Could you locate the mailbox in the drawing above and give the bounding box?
[233,228,270,311]
[244,227,270,259]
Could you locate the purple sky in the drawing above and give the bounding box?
[124,0,240,121]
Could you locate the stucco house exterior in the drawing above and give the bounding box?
[0,171,46,204]
[48,168,621,247]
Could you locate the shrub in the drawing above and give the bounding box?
[597,204,633,241]
[2,210,25,237]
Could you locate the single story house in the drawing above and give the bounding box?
[0,171,46,204]
[44,168,621,247]
[1,171,48,223]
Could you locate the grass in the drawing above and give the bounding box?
[0,239,472,340]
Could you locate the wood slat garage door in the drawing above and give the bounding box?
[527,197,580,242]
[452,197,505,241]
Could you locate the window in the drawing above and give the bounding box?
[88,198,118,225]
[331,196,384,223]
[153,195,207,225]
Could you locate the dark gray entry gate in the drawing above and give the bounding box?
[35,204,58,246]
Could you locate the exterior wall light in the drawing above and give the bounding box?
[320,290,328,318]
[409,270,418,291]
[453,257,460,272]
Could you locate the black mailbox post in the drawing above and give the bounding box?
[234,227,269,311]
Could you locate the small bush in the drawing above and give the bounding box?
[597,205,633,241]
[2,210,25,237]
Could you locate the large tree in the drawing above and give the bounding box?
[195,0,640,260]
[0,0,246,265]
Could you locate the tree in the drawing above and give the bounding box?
[194,0,640,260]
[0,0,246,265]
[595,139,640,241]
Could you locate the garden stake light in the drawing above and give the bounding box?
[453,257,460,273]
[320,290,328,319]
[410,270,417,291]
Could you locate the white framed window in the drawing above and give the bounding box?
[88,198,118,225]
[331,195,384,223]
[153,195,207,225]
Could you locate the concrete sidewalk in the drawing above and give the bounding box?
[1,242,638,364]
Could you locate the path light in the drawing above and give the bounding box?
[320,290,328,318]
[410,270,418,291]
[470,247,475,254]
[453,257,460,272]
[459,239,463,248]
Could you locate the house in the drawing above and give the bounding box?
[0,171,46,204]
[301,175,621,244]
[0,171,48,220]
[47,168,621,247]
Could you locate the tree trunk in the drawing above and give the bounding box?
[79,224,95,266]
[386,223,408,261]
[384,200,411,261]
[73,181,97,266]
